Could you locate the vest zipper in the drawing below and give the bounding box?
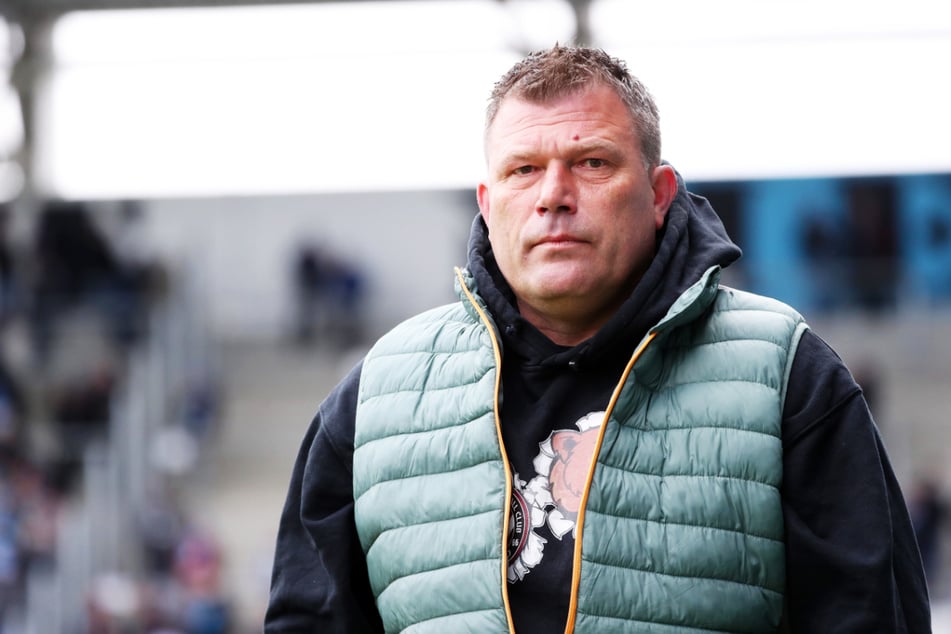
[563,330,659,634]
[454,267,517,634]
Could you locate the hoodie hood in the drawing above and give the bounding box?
[467,166,742,370]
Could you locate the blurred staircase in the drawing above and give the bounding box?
[183,339,363,631]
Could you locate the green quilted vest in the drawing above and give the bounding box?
[353,266,807,633]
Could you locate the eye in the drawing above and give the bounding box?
[580,158,607,169]
[512,165,536,176]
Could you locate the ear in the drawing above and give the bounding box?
[477,182,490,223]
[650,164,677,230]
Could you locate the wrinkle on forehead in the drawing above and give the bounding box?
[486,86,637,146]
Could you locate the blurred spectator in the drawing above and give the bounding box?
[29,200,161,369]
[0,204,17,326]
[293,244,323,343]
[928,214,950,250]
[172,531,233,634]
[30,201,122,366]
[291,242,365,348]
[178,363,222,446]
[0,478,20,626]
[74,511,238,633]
[909,478,947,588]
[105,200,171,344]
[850,360,883,418]
[49,360,116,494]
[86,571,142,634]
[138,482,187,580]
[0,355,26,460]
[925,213,951,301]
[846,181,900,313]
[9,457,61,572]
[0,453,62,626]
[800,212,846,312]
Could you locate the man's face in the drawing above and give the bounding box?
[477,83,674,344]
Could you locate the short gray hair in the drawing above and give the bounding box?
[485,45,661,170]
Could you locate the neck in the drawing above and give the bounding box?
[517,300,615,347]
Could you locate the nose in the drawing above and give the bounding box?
[535,163,576,215]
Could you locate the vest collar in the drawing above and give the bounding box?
[650,265,723,336]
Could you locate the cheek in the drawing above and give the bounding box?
[486,195,521,238]
[485,209,509,243]
[486,212,516,257]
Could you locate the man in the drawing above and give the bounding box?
[266,45,930,633]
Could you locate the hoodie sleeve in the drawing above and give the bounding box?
[265,360,384,634]
[781,331,931,632]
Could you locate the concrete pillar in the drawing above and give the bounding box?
[8,9,56,205]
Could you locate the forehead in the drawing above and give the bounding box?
[486,84,637,149]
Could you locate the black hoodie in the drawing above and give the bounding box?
[266,171,931,633]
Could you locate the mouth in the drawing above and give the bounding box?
[535,234,586,248]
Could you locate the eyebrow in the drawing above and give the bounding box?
[570,139,622,157]
[498,139,620,166]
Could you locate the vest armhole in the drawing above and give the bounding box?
[780,321,810,409]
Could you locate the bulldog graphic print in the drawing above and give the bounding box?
[507,412,604,582]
